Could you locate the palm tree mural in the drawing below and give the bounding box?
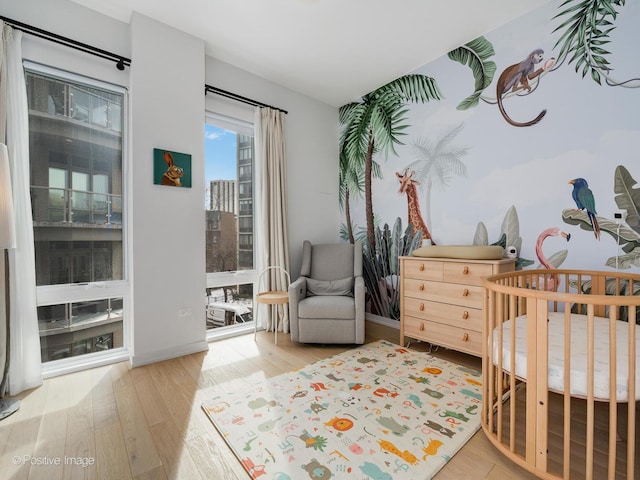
[404,123,469,233]
[339,151,360,244]
[339,74,442,250]
[339,150,381,245]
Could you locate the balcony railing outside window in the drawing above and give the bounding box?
[38,298,123,334]
[38,298,124,362]
[32,185,123,225]
[27,73,122,132]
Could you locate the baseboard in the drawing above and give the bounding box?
[131,340,209,367]
[365,312,400,329]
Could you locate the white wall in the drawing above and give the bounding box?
[205,58,341,280]
[128,13,208,366]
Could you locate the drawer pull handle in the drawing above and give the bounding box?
[419,264,425,271]
[462,311,469,319]
[462,333,469,342]
[419,283,425,291]
[419,303,425,311]
[463,266,469,274]
[419,323,425,331]
[462,288,469,297]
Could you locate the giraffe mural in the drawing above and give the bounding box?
[396,169,434,244]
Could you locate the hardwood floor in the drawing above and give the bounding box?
[0,323,540,480]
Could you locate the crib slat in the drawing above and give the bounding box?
[586,304,595,480]
[628,304,636,480]
[608,308,617,480]
[525,296,537,465]
[509,294,517,453]
[484,288,495,435]
[590,275,606,317]
[497,292,504,443]
[532,298,549,472]
[563,304,571,480]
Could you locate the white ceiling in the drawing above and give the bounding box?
[72,0,549,107]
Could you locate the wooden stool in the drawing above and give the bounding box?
[254,266,290,345]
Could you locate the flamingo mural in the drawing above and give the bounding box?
[535,227,571,291]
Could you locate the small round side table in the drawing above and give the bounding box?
[254,266,290,345]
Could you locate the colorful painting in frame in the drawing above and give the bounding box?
[153,148,192,188]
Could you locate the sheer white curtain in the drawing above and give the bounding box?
[0,23,42,396]
[255,107,290,332]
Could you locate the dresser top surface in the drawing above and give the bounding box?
[400,255,516,265]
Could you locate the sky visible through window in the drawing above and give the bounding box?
[205,124,237,182]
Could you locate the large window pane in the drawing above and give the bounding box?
[28,70,124,285]
[205,123,254,273]
[26,66,126,364]
[205,114,256,333]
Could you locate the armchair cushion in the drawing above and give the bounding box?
[298,295,355,320]
[307,277,353,296]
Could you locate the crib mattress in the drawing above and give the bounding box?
[492,312,640,401]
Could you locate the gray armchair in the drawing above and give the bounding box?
[289,240,365,344]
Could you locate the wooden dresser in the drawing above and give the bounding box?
[400,256,515,356]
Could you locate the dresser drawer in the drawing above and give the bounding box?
[403,298,482,331]
[404,316,482,356]
[404,279,484,309]
[443,262,495,286]
[402,259,443,281]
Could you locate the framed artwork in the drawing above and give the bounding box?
[153,148,192,188]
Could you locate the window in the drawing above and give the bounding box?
[26,64,128,369]
[38,298,123,362]
[205,112,257,334]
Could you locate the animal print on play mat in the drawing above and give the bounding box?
[202,340,482,480]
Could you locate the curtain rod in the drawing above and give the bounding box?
[205,85,288,114]
[0,15,131,70]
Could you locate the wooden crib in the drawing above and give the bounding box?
[482,269,640,480]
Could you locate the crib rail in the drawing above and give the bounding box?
[482,269,640,480]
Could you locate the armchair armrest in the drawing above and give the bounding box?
[353,275,365,344]
[288,276,307,342]
[289,276,307,300]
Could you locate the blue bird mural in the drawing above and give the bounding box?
[569,178,600,240]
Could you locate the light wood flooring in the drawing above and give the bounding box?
[0,322,541,480]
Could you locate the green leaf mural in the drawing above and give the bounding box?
[552,0,638,88]
[500,205,523,254]
[474,205,534,269]
[447,36,497,110]
[614,165,640,233]
[362,218,422,320]
[536,250,569,270]
[473,222,489,246]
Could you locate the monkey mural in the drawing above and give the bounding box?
[496,49,555,127]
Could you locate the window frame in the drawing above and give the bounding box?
[25,61,131,377]
[204,109,261,340]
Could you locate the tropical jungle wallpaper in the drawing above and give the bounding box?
[338,0,640,321]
